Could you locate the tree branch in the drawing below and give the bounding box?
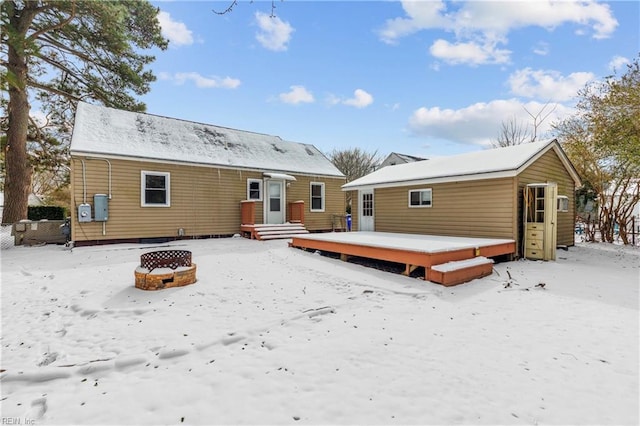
[38,33,97,64]
[27,3,76,42]
[212,0,238,15]
[26,79,81,102]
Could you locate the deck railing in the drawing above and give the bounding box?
[241,200,256,225]
[241,199,305,226]
[288,200,305,224]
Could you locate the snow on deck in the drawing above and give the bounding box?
[431,256,494,273]
[292,231,515,254]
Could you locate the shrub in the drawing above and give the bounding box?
[28,206,65,221]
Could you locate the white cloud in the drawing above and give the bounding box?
[157,11,194,47]
[170,72,241,89]
[532,41,550,56]
[429,39,510,66]
[408,99,573,147]
[31,109,48,127]
[379,1,618,64]
[448,1,617,39]
[255,12,294,52]
[508,68,594,102]
[608,55,630,73]
[379,1,449,44]
[325,94,341,107]
[343,89,374,108]
[326,90,374,109]
[279,86,314,105]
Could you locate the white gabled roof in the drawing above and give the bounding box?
[70,102,344,178]
[343,139,581,191]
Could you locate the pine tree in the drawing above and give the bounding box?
[1,1,168,223]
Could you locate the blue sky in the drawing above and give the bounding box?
[145,0,639,159]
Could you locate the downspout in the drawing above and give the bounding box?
[81,159,87,203]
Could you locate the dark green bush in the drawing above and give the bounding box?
[28,206,65,221]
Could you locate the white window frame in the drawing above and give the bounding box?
[310,182,325,212]
[141,171,170,207]
[247,178,263,201]
[557,195,569,212]
[408,188,432,208]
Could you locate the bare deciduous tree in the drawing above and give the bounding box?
[492,102,557,147]
[493,116,529,147]
[554,56,640,245]
[328,147,381,212]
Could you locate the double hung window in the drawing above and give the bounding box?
[141,171,170,207]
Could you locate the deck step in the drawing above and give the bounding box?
[255,226,307,232]
[242,222,310,240]
[258,229,309,236]
[429,257,494,286]
[260,232,310,241]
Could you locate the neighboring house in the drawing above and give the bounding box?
[379,152,427,168]
[343,139,581,258]
[69,102,345,245]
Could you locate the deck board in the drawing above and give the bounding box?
[289,231,516,283]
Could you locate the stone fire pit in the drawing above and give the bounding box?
[134,250,197,290]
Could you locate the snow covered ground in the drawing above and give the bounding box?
[1,234,638,425]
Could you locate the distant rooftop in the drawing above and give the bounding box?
[70,102,344,178]
[379,152,427,168]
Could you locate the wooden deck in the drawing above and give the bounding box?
[289,232,516,284]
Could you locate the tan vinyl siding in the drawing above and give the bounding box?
[374,178,516,239]
[286,176,345,231]
[349,190,359,231]
[518,149,576,247]
[71,158,246,241]
[70,157,344,242]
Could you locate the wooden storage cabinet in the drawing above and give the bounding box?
[525,223,544,259]
[523,183,557,261]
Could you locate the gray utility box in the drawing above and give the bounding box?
[94,194,109,222]
[78,203,92,223]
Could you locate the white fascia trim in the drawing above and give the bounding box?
[70,151,344,179]
[514,143,582,187]
[342,170,517,191]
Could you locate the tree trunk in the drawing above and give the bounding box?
[3,89,32,224]
[2,2,35,224]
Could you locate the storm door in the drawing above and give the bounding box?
[266,180,285,224]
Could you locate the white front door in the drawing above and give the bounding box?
[266,180,285,224]
[359,189,374,231]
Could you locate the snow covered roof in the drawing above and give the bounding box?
[343,139,581,191]
[70,102,344,178]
